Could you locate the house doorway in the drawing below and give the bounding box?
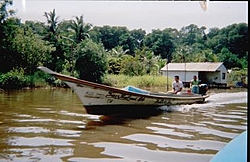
[198,72,207,84]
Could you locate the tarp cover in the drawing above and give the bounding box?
[122,86,150,95]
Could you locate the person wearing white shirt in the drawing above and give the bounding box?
[172,75,183,94]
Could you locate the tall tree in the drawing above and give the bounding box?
[91,26,129,50]
[0,0,15,23]
[69,15,92,43]
[0,17,21,73]
[226,23,248,59]
[118,32,136,54]
[218,47,241,69]
[171,45,192,63]
[0,17,55,74]
[144,29,175,60]
[43,9,64,72]
[44,9,59,35]
[206,23,248,68]
[179,24,207,46]
[0,0,15,66]
[74,39,107,83]
[130,28,146,49]
[12,26,55,74]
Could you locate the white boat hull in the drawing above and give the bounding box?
[65,82,207,115]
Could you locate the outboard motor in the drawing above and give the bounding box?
[199,84,208,95]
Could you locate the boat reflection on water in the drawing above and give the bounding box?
[83,106,164,129]
[84,115,125,128]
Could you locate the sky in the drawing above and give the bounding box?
[11,0,248,33]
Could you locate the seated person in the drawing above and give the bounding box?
[190,75,199,94]
[172,75,183,94]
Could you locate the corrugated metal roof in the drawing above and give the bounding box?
[160,62,224,72]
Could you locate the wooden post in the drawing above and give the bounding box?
[167,62,169,92]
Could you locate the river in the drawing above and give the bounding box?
[0,88,247,162]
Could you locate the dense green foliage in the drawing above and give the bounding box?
[0,1,248,89]
[0,69,28,89]
[227,68,248,87]
[75,39,107,83]
[0,69,52,89]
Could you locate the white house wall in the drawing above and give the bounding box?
[162,71,198,82]
[205,64,227,84]
[217,64,227,84]
[160,63,228,85]
[204,71,227,84]
[206,72,220,83]
[162,71,227,84]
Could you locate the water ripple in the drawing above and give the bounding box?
[0,88,247,162]
[8,137,74,147]
[122,134,225,151]
[151,122,239,139]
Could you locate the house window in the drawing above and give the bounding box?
[222,73,226,80]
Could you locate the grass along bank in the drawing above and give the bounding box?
[103,74,173,91]
[0,69,173,91]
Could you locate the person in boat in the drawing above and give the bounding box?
[172,75,183,94]
[190,75,199,94]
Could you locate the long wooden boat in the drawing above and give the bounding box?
[38,67,209,115]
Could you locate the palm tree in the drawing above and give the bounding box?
[171,45,192,63]
[136,47,161,75]
[69,15,92,43]
[44,9,64,72]
[0,0,15,23]
[194,49,219,62]
[172,47,188,84]
[107,46,129,58]
[44,9,59,35]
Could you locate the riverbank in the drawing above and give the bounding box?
[0,71,248,92]
[1,84,247,95]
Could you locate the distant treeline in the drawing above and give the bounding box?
[0,1,248,89]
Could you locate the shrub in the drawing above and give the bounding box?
[0,69,28,90]
[75,39,107,83]
[227,68,248,87]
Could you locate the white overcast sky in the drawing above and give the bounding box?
[11,0,248,33]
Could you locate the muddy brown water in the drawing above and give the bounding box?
[0,88,247,162]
